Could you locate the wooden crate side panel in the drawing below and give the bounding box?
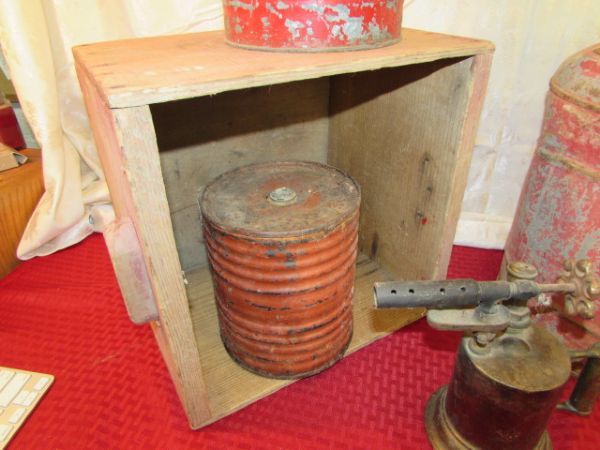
[75,63,137,219]
[76,64,212,428]
[153,79,330,272]
[435,53,493,279]
[328,57,479,280]
[112,107,212,428]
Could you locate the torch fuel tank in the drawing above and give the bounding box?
[200,161,360,378]
[426,327,571,450]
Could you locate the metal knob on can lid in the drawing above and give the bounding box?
[200,161,361,378]
[268,186,297,205]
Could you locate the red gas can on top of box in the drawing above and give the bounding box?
[223,0,404,51]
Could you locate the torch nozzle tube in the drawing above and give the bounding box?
[374,279,544,310]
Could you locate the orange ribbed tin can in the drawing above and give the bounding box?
[200,161,360,378]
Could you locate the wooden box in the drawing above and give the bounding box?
[74,29,493,429]
[0,149,44,279]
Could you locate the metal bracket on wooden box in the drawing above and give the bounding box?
[103,218,159,324]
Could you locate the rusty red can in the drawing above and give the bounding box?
[200,161,360,378]
[0,101,25,149]
[504,45,600,332]
[222,0,404,52]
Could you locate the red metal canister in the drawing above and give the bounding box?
[222,0,403,52]
[200,161,360,378]
[504,45,600,333]
[0,101,25,149]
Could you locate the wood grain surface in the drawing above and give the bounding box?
[0,149,44,278]
[76,66,212,428]
[73,29,494,108]
[329,56,490,281]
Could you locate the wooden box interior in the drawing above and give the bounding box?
[149,57,472,422]
[73,27,493,427]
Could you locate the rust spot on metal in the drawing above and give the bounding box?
[200,161,360,378]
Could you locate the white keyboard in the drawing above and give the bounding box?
[0,367,53,449]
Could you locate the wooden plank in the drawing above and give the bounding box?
[112,106,212,428]
[76,64,212,428]
[186,253,424,427]
[434,53,493,279]
[103,218,158,324]
[0,149,44,278]
[75,63,137,218]
[72,29,494,108]
[328,57,478,281]
[155,79,329,271]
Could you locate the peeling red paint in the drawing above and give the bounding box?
[580,59,600,77]
[505,45,600,335]
[223,0,404,51]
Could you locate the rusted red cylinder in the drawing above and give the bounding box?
[504,45,600,328]
[200,161,360,378]
[0,101,25,149]
[222,0,404,52]
[427,328,570,450]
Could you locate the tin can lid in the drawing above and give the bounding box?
[200,161,360,238]
[551,44,600,111]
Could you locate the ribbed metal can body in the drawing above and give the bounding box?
[200,161,360,378]
[222,0,403,52]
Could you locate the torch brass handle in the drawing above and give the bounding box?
[557,260,600,319]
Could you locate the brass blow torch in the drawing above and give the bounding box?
[373,261,599,450]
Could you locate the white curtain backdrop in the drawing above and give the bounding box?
[403,0,600,248]
[0,0,598,258]
[0,0,222,259]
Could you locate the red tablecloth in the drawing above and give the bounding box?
[1,234,598,449]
